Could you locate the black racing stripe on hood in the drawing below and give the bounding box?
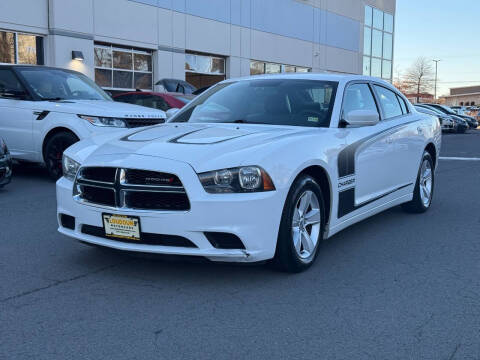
[168,128,251,145]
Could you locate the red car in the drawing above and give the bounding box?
[113,92,194,111]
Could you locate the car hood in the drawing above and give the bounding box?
[79,123,321,172]
[34,99,166,119]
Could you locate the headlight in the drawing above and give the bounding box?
[198,166,275,193]
[62,155,81,181]
[78,115,127,128]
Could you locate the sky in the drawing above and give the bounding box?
[394,0,480,96]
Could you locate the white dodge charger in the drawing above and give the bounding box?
[57,74,441,272]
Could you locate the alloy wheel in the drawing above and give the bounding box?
[291,190,321,260]
[419,159,433,207]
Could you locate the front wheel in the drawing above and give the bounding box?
[402,151,434,213]
[273,175,325,273]
[44,132,78,180]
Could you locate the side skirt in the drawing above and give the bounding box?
[325,193,413,239]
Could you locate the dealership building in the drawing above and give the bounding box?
[0,0,395,92]
[442,85,480,107]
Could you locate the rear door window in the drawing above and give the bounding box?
[374,85,403,119]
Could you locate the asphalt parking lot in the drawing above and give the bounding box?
[1,131,479,360]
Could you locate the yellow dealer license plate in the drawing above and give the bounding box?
[103,213,141,241]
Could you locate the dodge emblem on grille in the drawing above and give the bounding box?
[145,177,174,184]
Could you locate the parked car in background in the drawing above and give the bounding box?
[155,79,196,94]
[450,106,467,115]
[0,65,166,179]
[0,137,12,188]
[192,86,211,96]
[414,105,455,132]
[113,92,194,112]
[57,74,441,273]
[416,104,469,133]
[425,104,478,129]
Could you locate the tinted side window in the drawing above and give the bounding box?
[374,85,402,119]
[397,94,408,114]
[114,95,130,103]
[343,83,378,115]
[132,95,170,111]
[0,69,25,94]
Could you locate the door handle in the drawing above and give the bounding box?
[386,137,393,144]
[417,126,423,135]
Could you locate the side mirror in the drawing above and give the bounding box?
[0,88,27,100]
[166,108,180,119]
[344,110,379,127]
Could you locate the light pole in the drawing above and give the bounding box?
[433,59,441,102]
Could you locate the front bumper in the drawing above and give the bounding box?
[0,154,12,187]
[56,155,285,262]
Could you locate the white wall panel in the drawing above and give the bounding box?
[230,26,241,58]
[251,30,313,68]
[0,0,48,31]
[172,11,186,49]
[185,15,230,55]
[157,8,173,47]
[48,35,95,78]
[325,46,357,74]
[94,0,158,45]
[50,0,94,34]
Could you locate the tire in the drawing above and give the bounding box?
[273,174,325,273]
[457,126,466,134]
[402,151,434,213]
[44,132,78,180]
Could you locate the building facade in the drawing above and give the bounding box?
[0,0,395,92]
[443,85,480,107]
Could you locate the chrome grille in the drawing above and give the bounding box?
[74,167,190,211]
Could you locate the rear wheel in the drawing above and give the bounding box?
[402,151,434,213]
[44,132,78,180]
[274,175,324,273]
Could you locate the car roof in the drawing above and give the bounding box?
[221,72,393,86]
[0,64,83,75]
[113,91,185,98]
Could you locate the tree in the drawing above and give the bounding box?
[393,65,409,94]
[403,57,434,103]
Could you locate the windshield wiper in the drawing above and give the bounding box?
[232,119,247,123]
[41,97,66,101]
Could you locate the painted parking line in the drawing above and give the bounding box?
[439,157,480,161]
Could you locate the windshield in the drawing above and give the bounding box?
[171,79,338,128]
[16,68,112,101]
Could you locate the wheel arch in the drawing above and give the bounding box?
[425,142,437,169]
[42,127,80,162]
[295,165,332,228]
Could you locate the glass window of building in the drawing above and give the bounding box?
[373,8,384,30]
[362,56,371,76]
[371,29,383,58]
[363,27,371,56]
[94,43,153,91]
[250,60,311,75]
[265,63,281,74]
[250,61,265,75]
[185,52,226,89]
[371,58,382,78]
[363,6,394,80]
[364,6,372,27]
[0,30,43,65]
